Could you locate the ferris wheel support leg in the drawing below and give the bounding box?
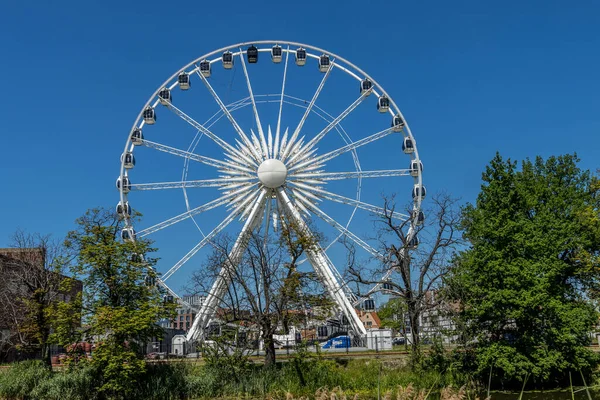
[276,188,367,337]
[186,190,268,344]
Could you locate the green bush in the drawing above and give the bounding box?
[0,360,52,399]
[30,365,99,400]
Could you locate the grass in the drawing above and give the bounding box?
[0,357,478,400]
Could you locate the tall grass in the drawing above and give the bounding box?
[0,358,481,400]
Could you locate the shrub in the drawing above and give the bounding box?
[30,365,99,400]
[0,360,51,399]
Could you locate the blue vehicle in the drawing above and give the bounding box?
[321,335,351,349]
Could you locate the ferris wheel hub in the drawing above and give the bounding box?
[257,159,288,188]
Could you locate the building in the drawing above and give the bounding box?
[0,248,82,362]
[392,291,458,344]
[170,294,204,332]
[357,309,382,330]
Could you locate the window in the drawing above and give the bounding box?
[180,316,184,321]
[186,315,190,321]
[367,321,372,327]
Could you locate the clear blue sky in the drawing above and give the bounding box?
[1,0,599,293]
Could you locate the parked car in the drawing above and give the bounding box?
[392,337,406,345]
[322,335,351,349]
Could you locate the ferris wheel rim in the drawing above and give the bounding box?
[117,40,424,314]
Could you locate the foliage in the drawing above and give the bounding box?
[0,360,52,399]
[445,153,600,386]
[378,297,408,333]
[200,329,252,383]
[0,231,67,366]
[56,207,176,397]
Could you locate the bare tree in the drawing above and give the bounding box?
[348,192,462,363]
[188,221,332,367]
[0,230,70,366]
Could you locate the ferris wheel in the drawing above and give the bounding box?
[117,40,424,341]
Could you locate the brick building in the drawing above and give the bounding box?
[170,294,204,332]
[0,248,82,362]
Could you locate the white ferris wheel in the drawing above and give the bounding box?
[117,40,425,342]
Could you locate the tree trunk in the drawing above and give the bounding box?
[407,302,421,365]
[263,334,276,367]
[261,320,277,367]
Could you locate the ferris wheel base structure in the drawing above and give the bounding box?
[116,40,424,346]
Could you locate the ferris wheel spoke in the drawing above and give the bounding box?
[142,139,255,175]
[289,127,395,173]
[281,60,335,162]
[239,48,268,159]
[262,194,273,246]
[162,189,264,282]
[275,187,366,336]
[194,69,262,161]
[292,189,385,261]
[163,100,259,168]
[287,181,409,220]
[130,177,256,191]
[137,190,249,238]
[274,46,290,157]
[187,189,268,342]
[290,169,412,181]
[287,93,369,166]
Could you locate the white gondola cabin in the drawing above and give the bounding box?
[247,45,258,63]
[363,299,376,311]
[222,51,234,69]
[377,95,390,113]
[409,160,423,177]
[122,152,135,169]
[158,87,171,106]
[116,201,131,218]
[295,47,306,66]
[121,227,136,242]
[116,176,131,193]
[271,45,282,63]
[319,54,330,72]
[392,114,405,132]
[199,60,211,77]
[145,274,156,287]
[163,295,174,303]
[412,184,427,200]
[130,253,145,263]
[131,128,143,145]
[178,72,190,90]
[402,137,414,154]
[412,210,425,226]
[360,78,373,95]
[143,107,156,124]
[408,234,419,250]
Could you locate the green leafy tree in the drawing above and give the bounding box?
[577,170,600,300]
[60,208,176,397]
[445,153,600,385]
[378,297,407,334]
